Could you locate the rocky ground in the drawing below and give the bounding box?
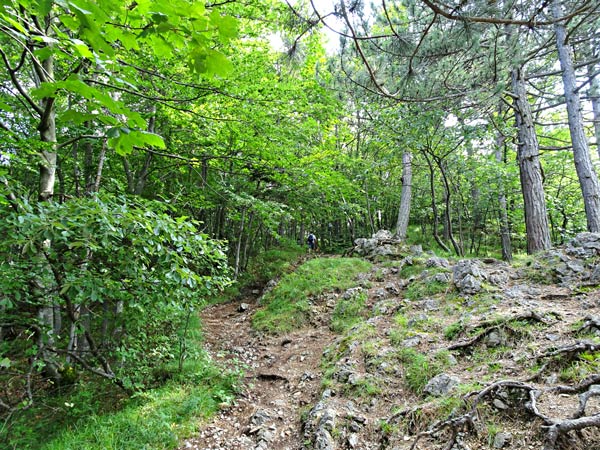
[180,231,600,450]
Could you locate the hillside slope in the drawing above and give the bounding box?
[181,232,600,450]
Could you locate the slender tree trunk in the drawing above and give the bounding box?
[424,153,450,253]
[234,208,246,279]
[394,151,412,240]
[553,0,600,232]
[34,39,62,381]
[494,110,513,262]
[511,67,552,253]
[436,156,463,256]
[93,140,107,193]
[242,211,255,272]
[590,71,600,160]
[364,180,375,234]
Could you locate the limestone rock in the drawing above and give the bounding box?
[453,260,487,294]
[426,256,450,268]
[423,373,460,396]
[493,432,512,448]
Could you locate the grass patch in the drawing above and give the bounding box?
[443,321,466,340]
[559,351,600,382]
[331,291,368,333]
[399,260,426,279]
[3,313,241,450]
[252,257,372,334]
[513,253,558,285]
[210,243,305,304]
[404,279,450,301]
[3,354,241,450]
[397,348,450,395]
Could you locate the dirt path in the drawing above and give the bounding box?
[179,293,335,450]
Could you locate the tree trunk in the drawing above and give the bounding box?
[424,153,451,253]
[494,111,513,262]
[553,0,600,232]
[436,156,463,256]
[394,151,412,240]
[234,208,246,279]
[511,67,552,254]
[590,71,600,160]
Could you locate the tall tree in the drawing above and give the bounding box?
[552,0,600,232]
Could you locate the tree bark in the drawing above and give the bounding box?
[395,151,412,240]
[553,0,600,232]
[436,155,463,256]
[494,114,513,262]
[511,67,552,254]
[590,72,600,160]
[424,153,451,253]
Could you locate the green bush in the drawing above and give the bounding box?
[0,195,231,410]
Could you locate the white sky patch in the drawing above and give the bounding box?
[444,114,458,127]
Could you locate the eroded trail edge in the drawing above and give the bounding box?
[180,293,335,450]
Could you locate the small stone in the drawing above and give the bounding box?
[238,302,250,312]
[493,399,508,410]
[250,410,271,426]
[259,429,275,442]
[486,330,504,347]
[348,433,359,448]
[545,333,560,342]
[424,373,460,397]
[349,421,361,432]
[493,432,512,448]
[402,336,421,348]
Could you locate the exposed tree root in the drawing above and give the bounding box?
[391,376,600,450]
[574,316,600,335]
[527,341,600,381]
[447,311,550,352]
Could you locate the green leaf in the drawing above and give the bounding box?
[204,50,233,77]
[37,0,53,17]
[216,15,237,42]
[0,357,10,369]
[71,38,93,58]
[108,130,165,155]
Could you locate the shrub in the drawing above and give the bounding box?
[0,194,231,412]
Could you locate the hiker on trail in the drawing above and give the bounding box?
[307,232,317,252]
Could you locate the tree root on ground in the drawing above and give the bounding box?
[527,341,600,381]
[574,316,600,335]
[388,376,600,450]
[447,311,551,352]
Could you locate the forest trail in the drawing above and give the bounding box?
[178,234,600,450]
[179,289,335,450]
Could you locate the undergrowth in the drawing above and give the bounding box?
[2,318,241,450]
[211,243,305,303]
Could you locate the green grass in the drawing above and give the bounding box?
[404,279,450,301]
[41,361,239,450]
[331,291,368,333]
[399,260,426,279]
[210,243,305,304]
[397,348,449,395]
[252,257,372,334]
[3,315,241,450]
[443,321,466,340]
